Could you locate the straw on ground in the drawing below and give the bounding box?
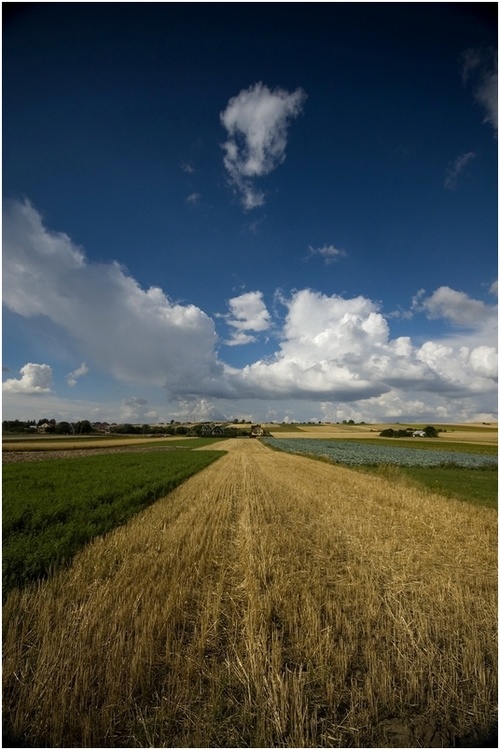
[3,439,497,747]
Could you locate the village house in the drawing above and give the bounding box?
[197,423,225,437]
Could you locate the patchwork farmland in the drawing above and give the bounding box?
[2,431,497,747]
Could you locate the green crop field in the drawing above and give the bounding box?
[3,447,225,594]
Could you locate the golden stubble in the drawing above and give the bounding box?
[3,439,497,747]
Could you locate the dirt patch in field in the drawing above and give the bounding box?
[2,445,181,463]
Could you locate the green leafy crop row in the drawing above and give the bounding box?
[3,449,224,593]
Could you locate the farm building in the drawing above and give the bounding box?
[196,423,225,437]
[250,424,264,438]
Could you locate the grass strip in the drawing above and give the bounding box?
[3,449,225,593]
[341,437,497,455]
[356,463,498,509]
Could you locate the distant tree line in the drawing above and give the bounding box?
[2,419,94,435]
[2,419,36,433]
[2,419,252,438]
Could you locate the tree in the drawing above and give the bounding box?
[120,423,137,434]
[73,420,92,434]
[3,420,28,433]
[380,428,395,437]
[379,428,413,438]
[423,425,439,438]
[55,421,72,435]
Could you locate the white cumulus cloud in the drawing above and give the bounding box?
[3,200,497,423]
[221,82,306,209]
[467,345,498,380]
[3,199,223,398]
[3,363,53,394]
[226,288,497,407]
[415,286,497,327]
[230,290,401,400]
[224,291,271,346]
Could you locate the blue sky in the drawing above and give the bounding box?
[3,3,498,424]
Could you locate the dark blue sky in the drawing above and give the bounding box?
[3,3,497,423]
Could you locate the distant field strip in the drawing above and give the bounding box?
[265,437,498,467]
[268,424,498,445]
[3,439,496,748]
[2,436,214,452]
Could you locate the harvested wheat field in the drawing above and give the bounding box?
[3,439,497,748]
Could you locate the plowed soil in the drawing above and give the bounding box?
[2,443,182,462]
